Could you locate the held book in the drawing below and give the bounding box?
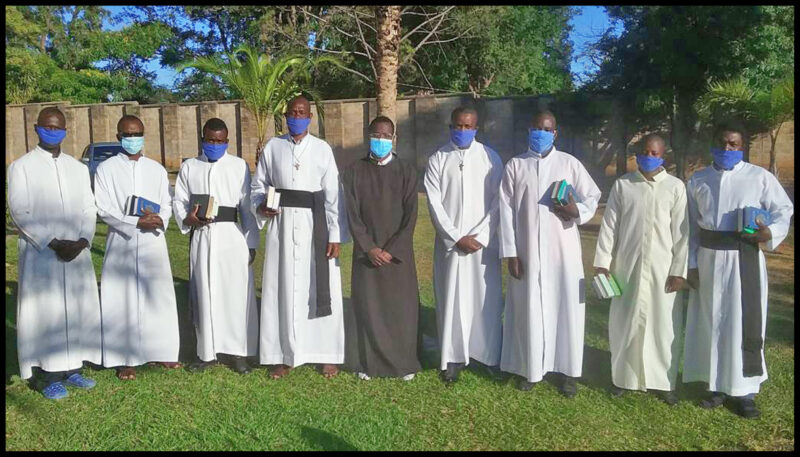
[266,186,282,212]
[737,207,771,234]
[591,272,622,299]
[125,195,161,217]
[189,194,219,220]
[551,179,575,206]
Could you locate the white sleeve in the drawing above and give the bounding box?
[250,142,271,230]
[668,183,689,278]
[76,163,98,244]
[94,165,138,240]
[762,171,794,251]
[172,163,192,235]
[593,179,619,270]
[573,160,601,225]
[321,146,341,243]
[423,153,461,251]
[498,160,517,258]
[468,151,503,248]
[686,178,700,270]
[239,164,260,249]
[7,162,53,251]
[157,167,173,234]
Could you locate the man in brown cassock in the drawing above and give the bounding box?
[340,116,421,381]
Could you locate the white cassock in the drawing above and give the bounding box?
[7,146,102,379]
[424,140,504,371]
[251,133,345,367]
[94,153,179,367]
[593,169,689,391]
[498,148,601,382]
[683,161,793,396]
[173,152,259,361]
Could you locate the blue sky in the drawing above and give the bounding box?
[102,5,621,90]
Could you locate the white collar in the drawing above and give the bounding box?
[372,153,394,166]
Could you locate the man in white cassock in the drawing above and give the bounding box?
[425,107,504,384]
[94,115,181,381]
[498,110,601,397]
[684,122,793,419]
[173,118,260,375]
[252,95,345,380]
[7,107,101,400]
[593,134,689,405]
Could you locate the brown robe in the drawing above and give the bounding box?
[340,155,422,377]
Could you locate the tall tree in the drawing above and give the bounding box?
[375,6,401,121]
[5,6,174,104]
[586,5,794,179]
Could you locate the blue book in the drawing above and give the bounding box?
[126,195,160,217]
[737,207,771,234]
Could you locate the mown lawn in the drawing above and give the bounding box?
[4,194,794,451]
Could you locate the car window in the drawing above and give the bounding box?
[93,146,122,161]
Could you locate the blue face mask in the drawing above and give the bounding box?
[202,142,227,161]
[529,129,554,154]
[35,126,67,146]
[120,136,145,155]
[450,128,477,149]
[711,148,744,170]
[286,116,311,136]
[636,155,664,173]
[369,138,393,159]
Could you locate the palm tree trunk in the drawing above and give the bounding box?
[375,6,401,123]
[768,129,780,179]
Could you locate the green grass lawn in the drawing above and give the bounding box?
[4,195,795,450]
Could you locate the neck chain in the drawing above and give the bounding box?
[291,137,308,170]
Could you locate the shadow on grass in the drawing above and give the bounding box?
[580,345,612,391]
[173,277,199,364]
[6,281,20,385]
[299,426,358,451]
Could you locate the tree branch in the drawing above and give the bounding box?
[400,8,452,67]
[400,6,454,43]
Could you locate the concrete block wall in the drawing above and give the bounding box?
[6,97,795,189]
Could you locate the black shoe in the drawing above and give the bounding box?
[559,376,578,398]
[699,392,726,409]
[734,398,761,419]
[518,378,536,391]
[186,360,214,373]
[229,356,251,375]
[609,385,626,398]
[482,364,505,381]
[443,362,465,384]
[652,390,679,406]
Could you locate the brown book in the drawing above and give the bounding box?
[189,194,218,219]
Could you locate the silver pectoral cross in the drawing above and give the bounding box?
[459,162,464,171]
[294,163,300,170]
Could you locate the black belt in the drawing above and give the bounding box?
[698,228,763,377]
[276,189,332,318]
[209,206,238,223]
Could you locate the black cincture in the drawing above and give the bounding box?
[698,228,763,377]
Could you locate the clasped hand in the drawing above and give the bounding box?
[367,247,393,267]
[552,193,579,221]
[456,234,483,254]
[137,209,164,231]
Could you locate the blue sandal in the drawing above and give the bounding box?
[65,373,96,390]
[42,382,68,400]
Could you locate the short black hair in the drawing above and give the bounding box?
[203,118,228,134]
[642,133,666,150]
[451,107,478,124]
[531,109,557,129]
[713,120,747,141]
[117,114,143,132]
[369,115,395,134]
[37,106,65,123]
